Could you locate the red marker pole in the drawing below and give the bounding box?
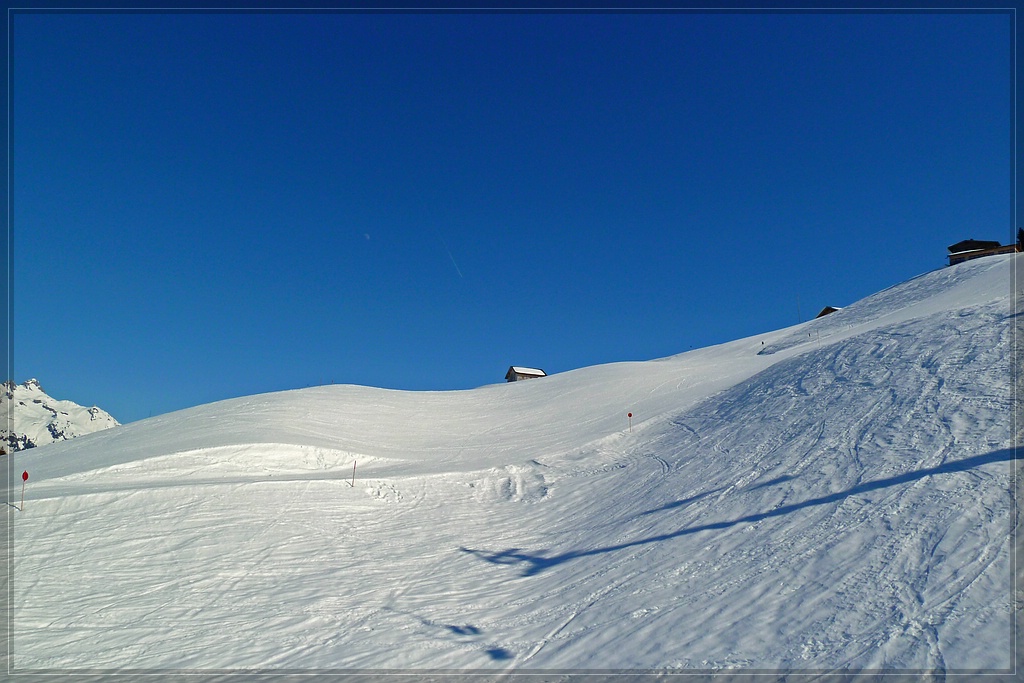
[20,471,28,511]
[628,412,633,433]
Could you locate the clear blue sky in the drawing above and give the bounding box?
[10,11,1013,424]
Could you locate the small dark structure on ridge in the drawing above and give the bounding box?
[947,238,1020,266]
[506,366,547,382]
[815,306,841,319]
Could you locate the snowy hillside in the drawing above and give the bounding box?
[1,378,119,451]
[7,254,1019,675]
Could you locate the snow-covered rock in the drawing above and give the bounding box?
[1,378,119,451]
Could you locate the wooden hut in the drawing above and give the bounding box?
[947,239,1020,266]
[505,366,547,382]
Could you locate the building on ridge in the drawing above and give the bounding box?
[947,238,1020,266]
[505,366,547,382]
[815,306,841,319]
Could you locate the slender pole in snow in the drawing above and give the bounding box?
[352,461,357,488]
[628,412,633,433]
[20,471,28,511]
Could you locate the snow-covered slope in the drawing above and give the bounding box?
[8,254,1019,674]
[1,378,119,451]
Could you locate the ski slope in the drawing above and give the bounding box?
[8,254,1019,673]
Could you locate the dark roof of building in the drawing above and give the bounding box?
[948,239,1001,254]
[815,306,841,319]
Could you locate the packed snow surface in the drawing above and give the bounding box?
[8,255,1019,673]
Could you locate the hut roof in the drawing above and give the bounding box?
[947,239,1001,254]
[815,306,841,319]
[506,366,546,379]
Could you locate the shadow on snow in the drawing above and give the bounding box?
[461,447,1019,577]
[380,605,513,661]
[637,475,797,518]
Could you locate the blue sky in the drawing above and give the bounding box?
[10,11,1013,424]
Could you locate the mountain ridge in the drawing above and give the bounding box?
[1,378,119,451]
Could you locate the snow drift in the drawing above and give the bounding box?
[7,254,1019,676]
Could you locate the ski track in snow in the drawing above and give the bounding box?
[6,254,1019,673]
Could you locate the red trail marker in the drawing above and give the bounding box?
[628,412,633,432]
[20,470,28,511]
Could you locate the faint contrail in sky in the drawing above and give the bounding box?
[436,231,464,278]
